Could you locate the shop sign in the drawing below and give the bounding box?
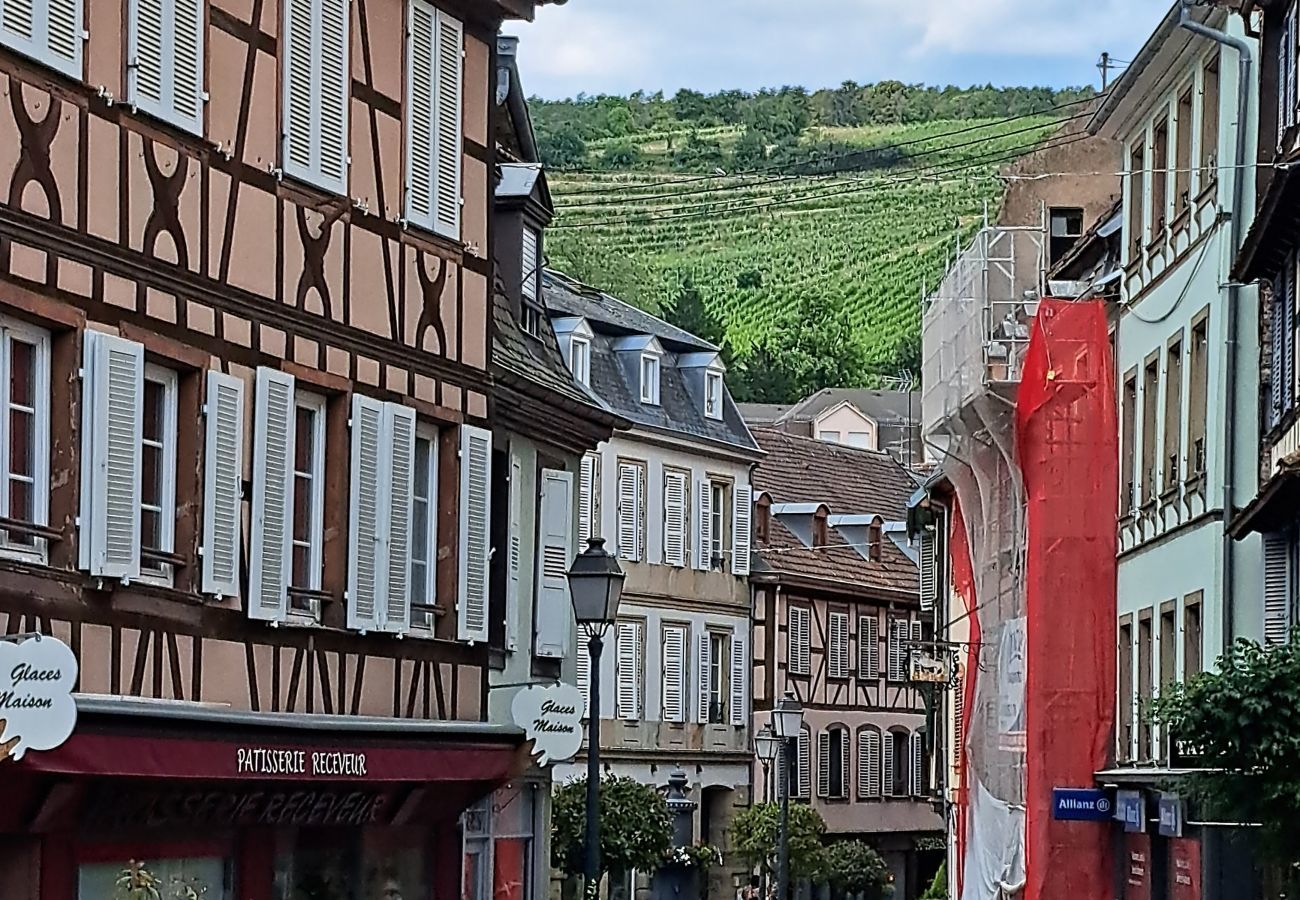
[0,635,78,761]
[909,651,950,684]
[83,784,389,829]
[236,746,369,777]
[1115,789,1145,832]
[1169,838,1202,900]
[996,618,1026,751]
[1051,787,1113,821]
[511,682,583,765]
[1158,794,1184,837]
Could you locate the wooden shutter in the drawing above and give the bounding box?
[79,332,145,579]
[888,619,907,681]
[859,729,881,798]
[662,624,686,723]
[730,631,747,725]
[788,606,811,676]
[616,620,642,720]
[663,470,688,567]
[404,0,436,228]
[0,0,82,77]
[919,531,937,611]
[616,462,641,561]
[383,404,416,634]
[911,731,925,796]
[696,477,713,571]
[1264,532,1292,645]
[839,728,851,798]
[521,228,539,300]
[816,731,831,798]
[282,0,349,194]
[859,614,879,678]
[796,729,811,798]
[576,643,592,717]
[248,367,296,623]
[457,424,491,642]
[882,731,895,796]
[731,483,752,575]
[201,371,245,598]
[829,612,848,678]
[696,630,711,724]
[347,394,384,632]
[578,452,598,545]
[432,10,462,238]
[505,453,523,652]
[535,469,574,659]
[127,0,204,133]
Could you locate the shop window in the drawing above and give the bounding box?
[463,798,493,900]
[80,856,231,900]
[273,828,430,900]
[492,783,538,900]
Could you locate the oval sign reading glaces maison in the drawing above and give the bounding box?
[510,682,584,766]
[0,635,79,761]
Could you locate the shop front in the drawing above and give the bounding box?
[0,698,528,900]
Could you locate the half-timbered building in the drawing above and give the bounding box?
[0,1,571,898]
[749,429,943,900]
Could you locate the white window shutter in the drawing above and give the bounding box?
[663,471,687,567]
[731,483,752,575]
[829,612,848,678]
[127,0,164,106]
[282,0,315,181]
[248,368,296,623]
[616,463,640,561]
[730,631,747,725]
[347,394,384,632]
[859,614,879,678]
[432,10,463,238]
[860,729,881,798]
[0,0,83,78]
[788,606,811,676]
[1264,532,1292,645]
[840,729,851,798]
[888,620,907,681]
[919,532,937,611]
[505,454,523,652]
[522,228,539,300]
[662,625,686,723]
[816,732,831,798]
[797,729,811,798]
[282,0,349,194]
[317,0,349,190]
[911,731,925,796]
[404,0,436,228]
[576,644,592,717]
[578,453,597,545]
[201,371,245,597]
[696,630,711,724]
[382,403,416,634]
[79,332,145,579]
[616,620,641,720]
[882,731,895,796]
[799,607,812,675]
[127,0,204,133]
[910,619,923,677]
[457,424,491,642]
[535,468,574,659]
[696,478,712,571]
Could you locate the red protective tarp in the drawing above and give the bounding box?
[949,497,980,899]
[1014,299,1116,900]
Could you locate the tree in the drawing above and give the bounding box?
[824,841,891,900]
[1152,636,1300,890]
[537,126,587,170]
[552,776,673,886]
[602,139,643,170]
[920,862,947,900]
[660,273,726,349]
[730,802,828,883]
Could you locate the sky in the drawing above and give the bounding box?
[510,0,1174,100]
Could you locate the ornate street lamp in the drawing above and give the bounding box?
[567,537,626,897]
[754,725,780,802]
[772,691,804,900]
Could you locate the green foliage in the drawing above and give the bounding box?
[1151,636,1300,879]
[601,140,643,170]
[671,132,727,172]
[537,125,587,170]
[551,776,673,883]
[920,862,947,900]
[824,841,891,898]
[730,802,828,882]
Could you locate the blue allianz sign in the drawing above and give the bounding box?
[1052,788,1113,821]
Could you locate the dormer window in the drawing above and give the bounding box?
[521,226,542,338]
[640,353,661,405]
[705,369,723,420]
[868,521,883,562]
[569,336,591,386]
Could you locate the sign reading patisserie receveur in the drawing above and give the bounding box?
[510,682,584,766]
[0,635,79,761]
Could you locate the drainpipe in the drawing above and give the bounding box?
[1178,0,1252,652]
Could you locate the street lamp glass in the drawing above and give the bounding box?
[754,726,780,763]
[771,692,804,739]
[566,537,626,625]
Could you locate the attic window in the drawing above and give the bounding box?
[813,509,829,548]
[568,336,591,386]
[705,369,723,420]
[755,494,771,542]
[521,226,543,338]
[640,353,661,405]
[868,522,882,562]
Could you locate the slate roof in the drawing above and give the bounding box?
[736,403,794,425]
[750,428,918,595]
[542,270,759,454]
[781,388,920,429]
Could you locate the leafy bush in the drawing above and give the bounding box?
[920,862,947,900]
[602,140,644,170]
[551,776,673,883]
[825,841,891,899]
[730,802,828,882]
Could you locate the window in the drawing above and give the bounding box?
[0,319,49,562]
[705,369,723,420]
[887,617,912,682]
[818,726,850,800]
[491,782,538,900]
[282,0,351,194]
[568,336,591,386]
[615,619,644,720]
[1141,355,1159,505]
[1121,369,1137,515]
[290,391,326,615]
[1176,87,1193,213]
[1264,531,1294,645]
[404,1,463,235]
[1163,338,1182,493]
[462,798,492,900]
[858,614,879,679]
[788,605,811,676]
[1279,7,1298,148]
[1183,592,1202,679]
[410,424,439,632]
[1118,616,1133,762]
[1138,609,1153,758]
[796,725,811,799]
[127,0,205,133]
[1128,142,1146,259]
[1048,207,1084,265]
[1159,601,1177,692]
[521,227,542,337]
[709,480,729,563]
[615,460,646,562]
[0,0,82,78]
[707,631,728,724]
[661,624,688,723]
[662,469,690,567]
[812,509,829,548]
[857,727,882,798]
[578,451,600,544]
[1152,116,1170,234]
[847,431,871,449]
[1188,311,1209,477]
[639,353,661,405]
[884,728,909,797]
[910,731,928,797]
[139,365,178,585]
[818,430,841,443]
[1201,56,1220,186]
[867,520,883,562]
[828,611,849,679]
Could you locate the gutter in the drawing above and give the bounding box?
[1178,0,1251,654]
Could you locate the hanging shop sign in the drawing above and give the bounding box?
[511,682,583,765]
[909,651,951,684]
[0,634,78,761]
[1158,794,1184,838]
[1115,789,1145,833]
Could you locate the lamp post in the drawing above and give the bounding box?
[567,537,626,899]
[772,692,804,900]
[753,726,780,900]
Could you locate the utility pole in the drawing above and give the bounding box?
[1098,52,1114,91]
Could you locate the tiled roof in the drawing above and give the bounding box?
[751,429,915,518]
[755,517,918,595]
[780,388,919,427]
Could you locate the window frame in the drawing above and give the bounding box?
[568,336,591,386]
[709,478,730,563]
[409,421,440,635]
[706,629,730,725]
[639,352,661,406]
[704,368,724,420]
[0,318,51,564]
[137,363,179,586]
[288,390,328,618]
